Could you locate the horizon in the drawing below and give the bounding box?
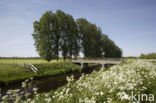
[0,0,156,57]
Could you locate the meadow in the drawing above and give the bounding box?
[0,59,56,64]
[33,59,156,103]
[0,59,156,103]
[0,59,80,87]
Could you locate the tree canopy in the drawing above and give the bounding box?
[32,10,122,62]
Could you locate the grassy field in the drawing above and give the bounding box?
[0,59,80,87]
[0,59,55,64]
[0,63,34,86]
[25,59,156,103]
[1,59,156,103]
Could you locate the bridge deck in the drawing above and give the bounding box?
[72,59,122,68]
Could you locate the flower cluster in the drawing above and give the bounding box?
[46,59,156,103]
[0,78,38,103]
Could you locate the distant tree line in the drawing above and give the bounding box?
[0,57,40,59]
[140,53,156,59]
[32,10,122,62]
[123,56,138,59]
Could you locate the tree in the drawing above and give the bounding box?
[32,11,55,62]
[101,34,122,58]
[77,18,104,58]
[32,10,122,61]
[56,10,69,61]
[66,15,80,60]
[52,14,61,61]
[32,11,62,62]
[90,26,103,58]
[56,10,81,61]
[76,18,94,58]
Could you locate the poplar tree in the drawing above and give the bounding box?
[52,14,61,61]
[32,11,54,62]
[56,10,69,61]
[76,18,103,58]
[32,10,122,62]
[66,14,80,60]
[76,18,91,58]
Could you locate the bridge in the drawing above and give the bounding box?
[72,58,122,69]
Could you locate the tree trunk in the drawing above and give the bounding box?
[56,52,59,62]
[63,56,65,61]
[57,56,58,62]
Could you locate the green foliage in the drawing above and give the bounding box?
[101,34,122,58]
[24,59,156,103]
[76,18,103,58]
[32,10,122,61]
[0,63,34,86]
[32,10,81,62]
[32,11,54,62]
[0,59,80,87]
[76,18,90,57]
[140,53,156,59]
[0,59,48,64]
[56,10,80,60]
[76,18,122,58]
[2,60,156,103]
[34,62,80,76]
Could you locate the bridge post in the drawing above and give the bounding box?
[80,62,84,72]
[102,63,105,69]
[81,63,84,68]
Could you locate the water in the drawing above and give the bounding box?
[1,64,102,96]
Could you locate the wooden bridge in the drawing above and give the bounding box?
[72,58,122,69]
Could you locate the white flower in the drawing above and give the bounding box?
[45,97,52,103]
[22,82,27,88]
[100,91,103,95]
[45,93,49,97]
[30,100,35,103]
[30,77,34,80]
[27,98,31,102]
[33,88,38,94]
[2,95,8,100]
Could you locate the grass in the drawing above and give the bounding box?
[0,59,80,87]
[30,59,156,103]
[0,59,55,64]
[1,59,156,103]
[0,63,35,86]
[33,62,80,78]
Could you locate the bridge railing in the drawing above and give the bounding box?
[72,58,122,61]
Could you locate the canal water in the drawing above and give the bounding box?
[1,64,104,97]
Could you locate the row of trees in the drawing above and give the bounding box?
[32,10,122,62]
[140,53,156,59]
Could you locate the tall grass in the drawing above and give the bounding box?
[33,62,80,77]
[0,63,34,86]
[0,60,80,87]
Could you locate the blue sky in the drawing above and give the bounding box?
[0,0,156,57]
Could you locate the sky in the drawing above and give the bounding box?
[0,0,156,57]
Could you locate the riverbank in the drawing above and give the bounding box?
[0,59,80,87]
[2,59,156,103]
[29,59,156,103]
